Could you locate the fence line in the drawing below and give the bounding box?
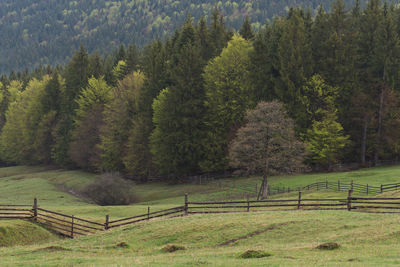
[4,188,400,238]
[218,180,400,198]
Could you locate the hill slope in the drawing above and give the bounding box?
[1,166,400,265]
[0,0,360,74]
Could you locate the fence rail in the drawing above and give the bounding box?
[107,206,185,229]
[220,180,400,198]
[0,204,32,219]
[5,186,400,239]
[0,198,187,238]
[186,190,400,214]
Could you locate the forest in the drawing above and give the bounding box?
[0,0,364,74]
[0,0,398,181]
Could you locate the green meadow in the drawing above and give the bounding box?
[1,165,400,266]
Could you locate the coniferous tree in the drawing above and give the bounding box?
[150,20,206,179]
[239,15,254,40]
[53,45,90,166]
[276,8,313,131]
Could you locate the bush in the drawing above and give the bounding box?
[82,173,137,205]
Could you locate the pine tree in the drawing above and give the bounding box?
[239,15,254,40]
[150,21,206,178]
[53,45,90,166]
[276,8,313,131]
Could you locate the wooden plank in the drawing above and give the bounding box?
[108,206,184,224]
[37,208,103,226]
[109,210,183,228]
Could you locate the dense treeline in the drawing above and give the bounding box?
[1,1,400,181]
[0,0,364,74]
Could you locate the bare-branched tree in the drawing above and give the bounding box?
[229,101,307,199]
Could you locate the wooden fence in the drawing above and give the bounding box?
[1,199,187,238]
[4,191,400,238]
[222,180,400,198]
[186,190,400,214]
[106,206,185,229]
[0,204,32,219]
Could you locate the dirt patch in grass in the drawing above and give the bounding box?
[115,242,130,248]
[316,242,340,250]
[162,244,185,253]
[219,221,300,247]
[34,246,71,252]
[239,250,272,259]
[10,176,25,181]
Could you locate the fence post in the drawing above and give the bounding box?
[366,184,369,195]
[326,180,328,189]
[247,194,250,212]
[381,184,383,193]
[351,180,354,190]
[33,198,38,221]
[297,191,302,209]
[338,180,340,192]
[147,207,150,220]
[347,190,353,211]
[105,215,109,230]
[184,193,188,216]
[71,215,74,238]
[317,182,319,191]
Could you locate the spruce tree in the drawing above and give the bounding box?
[150,20,206,178]
[239,15,254,40]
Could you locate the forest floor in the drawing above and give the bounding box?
[1,165,400,266]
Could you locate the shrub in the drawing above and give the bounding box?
[82,173,137,205]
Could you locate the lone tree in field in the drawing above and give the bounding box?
[229,101,306,199]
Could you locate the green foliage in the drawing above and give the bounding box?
[53,46,90,167]
[304,110,350,168]
[100,71,145,173]
[201,35,254,171]
[150,20,207,178]
[0,77,50,164]
[0,0,334,74]
[70,76,112,171]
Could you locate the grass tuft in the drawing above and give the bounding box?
[239,250,272,259]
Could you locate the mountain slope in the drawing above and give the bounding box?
[0,0,359,74]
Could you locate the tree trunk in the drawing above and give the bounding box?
[261,159,270,198]
[361,115,368,166]
[261,175,268,198]
[374,88,384,166]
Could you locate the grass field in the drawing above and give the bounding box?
[1,165,400,266]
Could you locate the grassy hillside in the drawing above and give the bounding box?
[1,165,400,220]
[0,220,58,247]
[1,165,400,266]
[1,211,400,266]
